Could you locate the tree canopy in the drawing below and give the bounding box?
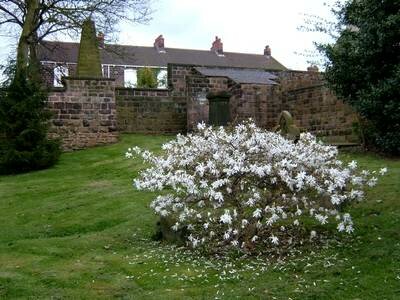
[0,0,152,74]
[318,0,400,154]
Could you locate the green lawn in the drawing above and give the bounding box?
[0,134,399,299]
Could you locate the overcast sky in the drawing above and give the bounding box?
[0,0,338,72]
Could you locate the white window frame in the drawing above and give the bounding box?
[157,69,168,89]
[53,65,69,87]
[124,68,137,88]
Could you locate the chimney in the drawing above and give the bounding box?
[264,45,271,57]
[307,65,319,72]
[154,35,166,53]
[97,32,105,48]
[211,36,223,55]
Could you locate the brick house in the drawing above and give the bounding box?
[38,35,287,88]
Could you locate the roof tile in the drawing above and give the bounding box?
[38,41,287,71]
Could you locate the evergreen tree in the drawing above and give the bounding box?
[318,0,400,154]
[137,67,158,88]
[0,68,60,174]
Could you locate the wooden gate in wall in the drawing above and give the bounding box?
[207,91,231,126]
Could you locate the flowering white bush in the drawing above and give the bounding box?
[127,121,386,253]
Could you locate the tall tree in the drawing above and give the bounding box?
[314,0,400,154]
[0,0,152,74]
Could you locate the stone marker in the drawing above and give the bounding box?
[77,19,102,77]
[273,111,300,142]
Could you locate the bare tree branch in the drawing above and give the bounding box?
[0,0,153,73]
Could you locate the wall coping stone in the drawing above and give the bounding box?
[116,87,170,92]
[286,83,326,93]
[63,76,115,81]
[50,86,67,93]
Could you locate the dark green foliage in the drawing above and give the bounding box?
[318,0,400,155]
[136,67,158,88]
[76,19,102,77]
[0,71,60,174]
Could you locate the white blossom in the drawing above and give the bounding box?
[252,208,262,218]
[379,167,387,176]
[270,235,279,245]
[348,160,357,169]
[220,211,232,224]
[127,120,383,254]
[172,222,179,231]
[251,235,259,243]
[223,231,230,240]
[315,214,328,225]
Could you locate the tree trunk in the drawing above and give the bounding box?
[16,0,39,76]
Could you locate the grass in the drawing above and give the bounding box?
[0,134,399,299]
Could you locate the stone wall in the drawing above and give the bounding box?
[230,83,277,128]
[276,70,323,91]
[264,71,359,144]
[47,78,118,151]
[186,67,231,130]
[184,66,359,144]
[116,88,186,134]
[282,85,358,144]
[42,64,359,149]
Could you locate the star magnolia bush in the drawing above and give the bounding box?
[126,121,386,253]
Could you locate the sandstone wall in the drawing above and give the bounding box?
[47,78,118,151]
[230,83,277,128]
[283,85,359,144]
[43,64,359,149]
[186,67,230,130]
[116,88,186,134]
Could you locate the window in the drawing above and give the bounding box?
[196,89,207,104]
[53,65,69,87]
[124,68,137,87]
[157,69,168,88]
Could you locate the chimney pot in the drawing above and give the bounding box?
[97,32,105,48]
[307,65,319,72]
[211,36,223,55]
[154,34,166,53]
[264,45,271,57]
